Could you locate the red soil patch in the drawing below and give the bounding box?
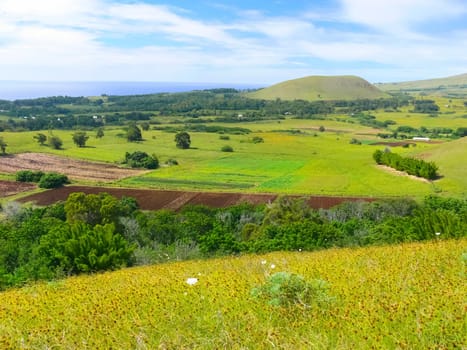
[0,180,36,198]
[0,153,145,182]
[18,185,376,210]
[372,141,415,147]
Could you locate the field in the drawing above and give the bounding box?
[0,180,36,197]
[1,116,466,200]
[1,239,465,349]
[17,185,375,210]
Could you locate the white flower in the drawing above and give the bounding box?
[186,278,198,285]
[261,260,267,265]
[435,232,441,236]
[270,264,276,269]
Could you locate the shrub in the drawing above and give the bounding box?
[165,158,178,166]
[124,151,159,169]
[16,170,45,183]
[175,132,191,149]
[38,173,70,188]
[221,145,234,152]
[251,272,334,308]
[48,136,63,150]
[252,136,264,143]
[219,135,230,140]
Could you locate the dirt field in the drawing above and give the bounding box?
[0,180,36,198]
[18,185,376,210]
[0,153,145,182]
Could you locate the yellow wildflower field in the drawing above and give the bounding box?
[1,239,466,349]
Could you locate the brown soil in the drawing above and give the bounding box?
[0,153,145,182]
[0,180,36,198]
[372,141,416,147]
[18,185,376,210]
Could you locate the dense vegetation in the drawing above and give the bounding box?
[373,149,439,180]
[1,193,465,291]
[16,170,70,188]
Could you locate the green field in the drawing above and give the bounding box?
[2,117,466,198]
[1,239,465,349]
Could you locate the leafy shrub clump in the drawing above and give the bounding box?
[38,173,70,188]
[124,151,159,169]
[16,170,45,183]
[251,272,334,308]
[221,145,234,152]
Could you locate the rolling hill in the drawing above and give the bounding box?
[247,75,389,101]
[375,73,467,96]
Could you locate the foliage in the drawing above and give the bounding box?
[175,131,191,149]
[221,145,234,152]
[373,149,438,180]
[16,170,45,183]
[72,131,89,147]
[126,123,143,142]
[0,136,6,154]
[251,271,333,308]
[33,133,47,145]
[38,173,70,188]
[123,151,159,169]
[96,127,104,138]
[48,135,63,149]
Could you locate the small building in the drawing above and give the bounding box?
[412,137,430,142]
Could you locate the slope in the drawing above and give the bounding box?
[247,75,389,101]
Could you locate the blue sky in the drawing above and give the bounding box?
[0,0,466,84]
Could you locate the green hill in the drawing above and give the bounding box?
[376,73,467,96]
[247,75,389,101]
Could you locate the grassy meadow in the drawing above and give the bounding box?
[1,113,466,197]
[1,239,465,349]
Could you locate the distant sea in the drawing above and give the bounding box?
[0,81,263,100]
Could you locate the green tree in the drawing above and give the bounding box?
[140,122,150,131]
[126,123,142,142]
[33,133,47,145]
[72,131,89,148]
[96,127,104,138]
[0,137,7,154]
[48,136,63,150]
[175,131,191,149]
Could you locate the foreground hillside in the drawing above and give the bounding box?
[1,239,465,349]
[248,75,389,101]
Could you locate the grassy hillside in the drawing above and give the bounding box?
[376,73,467,96]
[247,75,389,101]
[1,239,465,349]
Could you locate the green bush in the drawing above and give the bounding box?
[251,272,334,308]
[16,170,45,183]
[124,151,159,169]
[38,173,70,189]
[221,145,234,152]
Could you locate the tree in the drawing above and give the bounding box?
[175,131,191,149]
[72,131,89,148]
[126,123,142,142]
[48,136,63,150]
[0,137,6,155]
[34,133,47,145]
[96,128,104,138]
[140,122,150,131]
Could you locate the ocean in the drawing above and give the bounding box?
[0,81,263,101]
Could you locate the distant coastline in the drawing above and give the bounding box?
[0,81,263,100]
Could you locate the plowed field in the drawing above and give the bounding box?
[0,180,36,198]
[0,153,145,182]
[18,185,376,210]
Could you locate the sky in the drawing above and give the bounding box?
[0,0,466,84]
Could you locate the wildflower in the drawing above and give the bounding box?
[261,260,267,265]
[270,264,276,269]
[435,232,441,236]
[186,278,198,286]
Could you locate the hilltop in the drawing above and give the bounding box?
[247,75,389,101]
[376,73,467,96]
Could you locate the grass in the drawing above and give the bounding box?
[1,239,465,349]
[1,117,466,197]
[247,75,389,101]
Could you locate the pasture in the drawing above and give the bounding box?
[1,239,465,349]
[1,114,466,198]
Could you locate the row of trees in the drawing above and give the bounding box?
[0,193,465,290]
[373,149,439,180]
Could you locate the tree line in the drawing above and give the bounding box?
[0,193,465,290]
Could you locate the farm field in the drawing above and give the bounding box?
[1,116,466,199]
[1,239,465,349]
